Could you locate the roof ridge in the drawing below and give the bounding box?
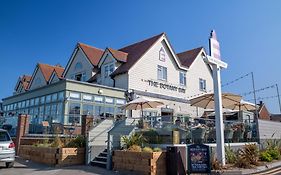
[119,32,164,51]
[177,46,204,55]
[78,42,104,51]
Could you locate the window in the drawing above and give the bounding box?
[46,95,51,103]
[69,92,80,100]
[199,78,206,91]
[74,62,83,70]
[56,103,63,123]
[30,99,34,106]
[104,107,114,118]
[159,47,166,62]
[58,92,64,100]
[26,100,30,107]
[109,64,114,75]
[69,103,81,124]
[157,65,167,81]
[94,96,103,103]
[94,106,104,118]
[105,97,113,104]
[83,94,92,101]
[40,96,45,104]
[105,64,114,77]
[116,99,125,105]
[179,72,186,86]
[82,104,94,115]
[35,98,39,105]
[104,65,109,77]
[51,93,58,102]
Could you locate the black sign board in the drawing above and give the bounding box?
[187,144,211,174]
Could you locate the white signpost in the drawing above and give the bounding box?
[204,30,227,166]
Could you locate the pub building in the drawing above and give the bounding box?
[2,32,213,132]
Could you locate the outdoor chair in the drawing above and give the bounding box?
[191,127,206,144]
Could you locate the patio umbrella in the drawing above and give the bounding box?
[189,92,242,109]
[224,99,256,111]
[120,97,164,118]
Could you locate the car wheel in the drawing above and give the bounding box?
[5,162,14,168]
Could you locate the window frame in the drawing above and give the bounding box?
[179,72,186,86]
[157,65,167,81]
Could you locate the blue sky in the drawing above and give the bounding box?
[1,0,281,113]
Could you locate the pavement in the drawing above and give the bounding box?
[0,157,121,175]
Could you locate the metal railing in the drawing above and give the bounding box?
[131,116,258,144]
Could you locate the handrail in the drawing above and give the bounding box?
[89,120,115,142]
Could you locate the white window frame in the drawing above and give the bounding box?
[199,78,207,91]
[104,65,109,78]
[157,65,167,81]
[179,72,186,86]
[159,47,166,62]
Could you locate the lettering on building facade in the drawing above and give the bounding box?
[147,80,186,93]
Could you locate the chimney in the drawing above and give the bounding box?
[259,101,263,106]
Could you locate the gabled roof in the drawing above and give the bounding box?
[78,43,104,66]
[53,66,65,79]
[111,33,164,76]
[15,75,31,91]
[38,63,59,82]
[177,47,204,68]
[28,63,65,89]
[107,48,128,62]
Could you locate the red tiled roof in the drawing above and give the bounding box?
[111,33,164,76]
[38,63,57,82]
[54,66,65,79]
[78,43,104,66]
[21,75,31,90]
[108,48,128,62]
[177,47,203,68]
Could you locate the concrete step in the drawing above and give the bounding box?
[99,152,107,157]
[95,156,107,162]
[91,160,107,168]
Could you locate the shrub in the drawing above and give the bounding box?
[267,148,280,160]
[260,151,273,162]
[128,145,142,152]
[211,154,222,170]
[225,145,237,164]
[121,133,146,149]
[51,136,64,148]
[235,144,259,168]
[142,147,153,153]
[66,135,85,148]
[153,147,162,152]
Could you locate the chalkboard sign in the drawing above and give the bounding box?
[187,144,211,174]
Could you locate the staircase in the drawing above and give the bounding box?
[90,149,108,168]
[88,118,138,169]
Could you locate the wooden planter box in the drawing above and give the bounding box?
[19,145,85,166]
[113,150,166,175]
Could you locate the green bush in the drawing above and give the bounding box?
[66,135,85,148]
[153,147,162,152]
[121,133,146,149]
[128,145,142,152]
[260,151,273,162]
[142,147,153,153]
[225,145,237,164]
[267,148,280,160]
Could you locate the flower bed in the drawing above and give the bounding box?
[113,150,166,175]
[19,145,85,166]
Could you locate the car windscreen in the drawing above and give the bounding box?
[0,131,11,141]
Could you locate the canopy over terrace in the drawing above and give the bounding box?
[189,92,242,110]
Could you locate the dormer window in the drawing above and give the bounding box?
[104,64,115,78]
[159,47,166,62]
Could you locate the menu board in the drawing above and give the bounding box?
[187,144,211,174]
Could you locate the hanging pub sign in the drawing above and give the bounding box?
[187,144,211,174]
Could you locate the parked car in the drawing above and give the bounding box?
[0,129,15,168]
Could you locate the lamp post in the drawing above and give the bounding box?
[204,30,228,166]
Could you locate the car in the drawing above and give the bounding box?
[0,129,15,168]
